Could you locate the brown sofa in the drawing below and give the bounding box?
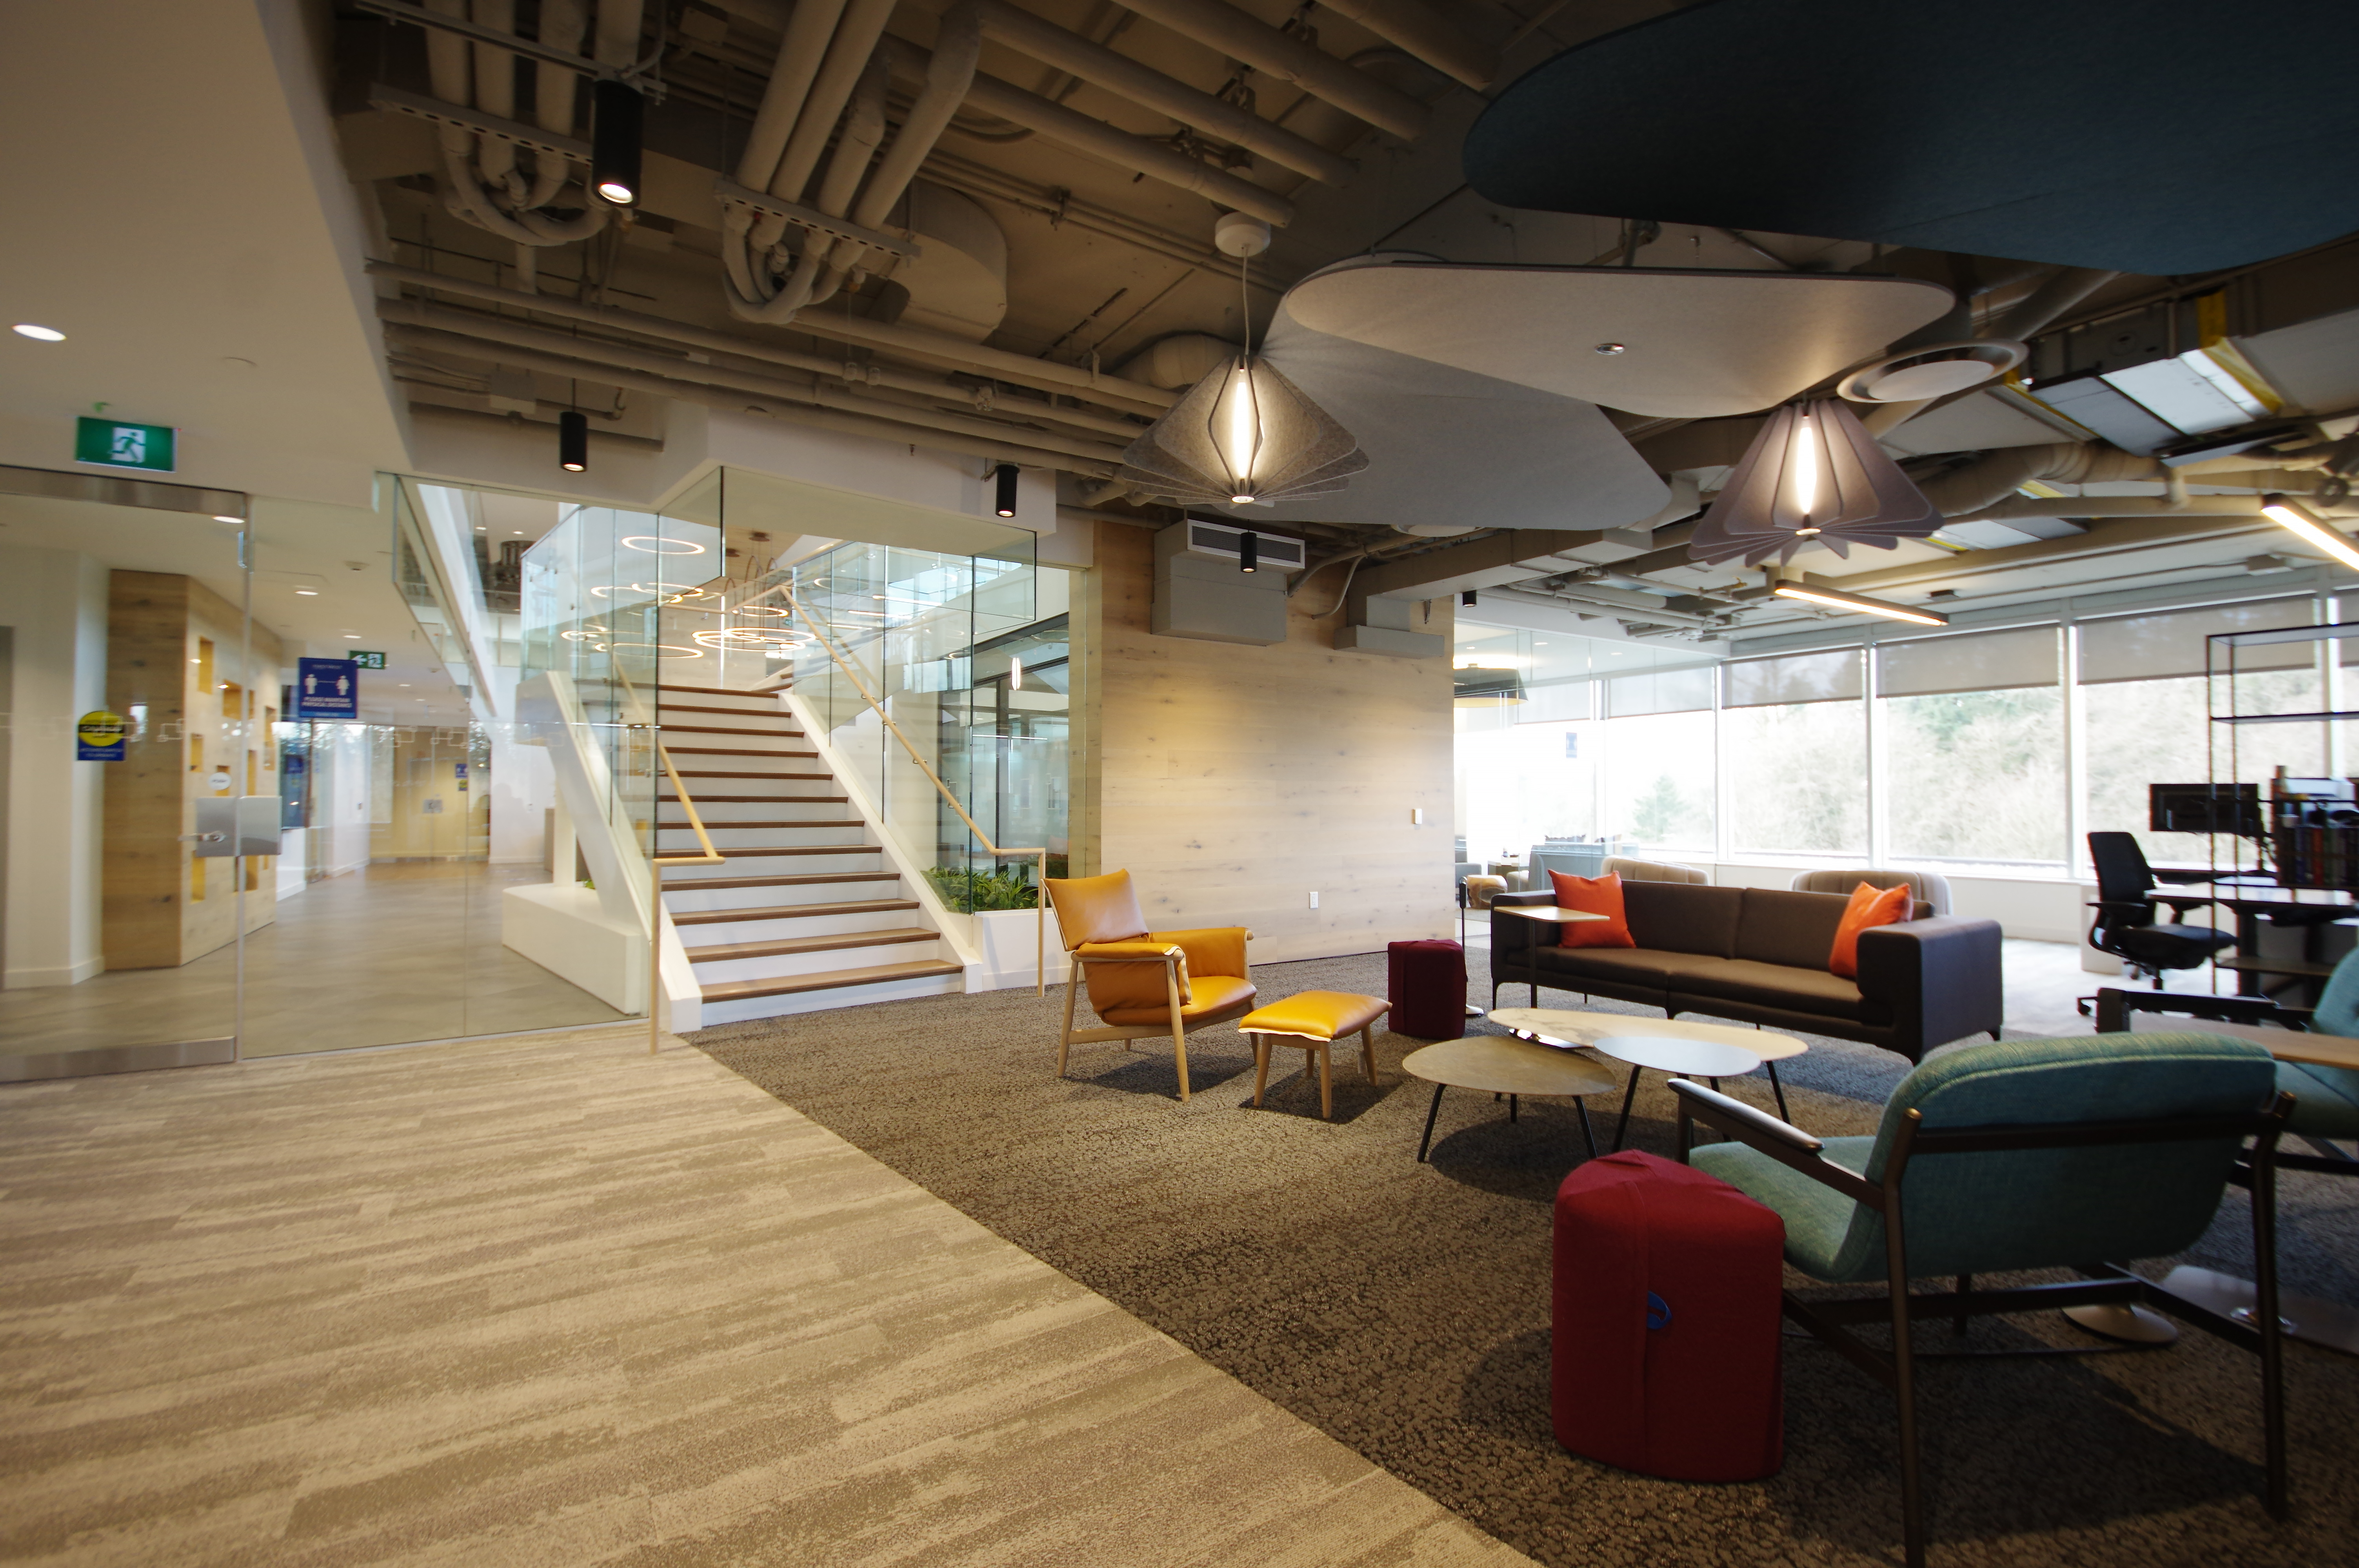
[1489,881,2003,1063]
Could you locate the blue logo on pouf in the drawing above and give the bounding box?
[1646,1291,1672,1330]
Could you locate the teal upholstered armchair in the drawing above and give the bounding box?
[1673,1033,2293,1568]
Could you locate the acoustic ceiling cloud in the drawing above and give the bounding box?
[1464,0,2359,276]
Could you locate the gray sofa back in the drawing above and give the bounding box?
[1623,880,1743,956]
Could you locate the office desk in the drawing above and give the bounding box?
[2202,891,2355,998]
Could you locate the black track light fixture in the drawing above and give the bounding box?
[993,463,1018,518]
[591,80,644,205]
[1239,529,1258,573]
[559,410,589,472]
[1461,588,1478,606]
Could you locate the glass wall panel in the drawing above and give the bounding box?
[1723,650,1866,858]
[1601,710,1716,855]
[1880,627,2067,868]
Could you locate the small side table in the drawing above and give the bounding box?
[1400,1036,1619,1162]
[1486,906,1611,1007]
[1591,1034,1764,1152]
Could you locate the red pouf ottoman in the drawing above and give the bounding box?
[1387,939,1466,1039]
[1552,1149,1785,1481]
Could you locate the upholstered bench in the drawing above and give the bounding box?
[1239,991,1390,1120]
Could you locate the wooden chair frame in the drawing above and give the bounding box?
[1672,1078,2294,1568]
[1056,946,1254,1102]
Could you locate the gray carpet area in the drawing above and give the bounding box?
[694,951,2359,1567]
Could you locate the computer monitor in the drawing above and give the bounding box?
[2148,782,2263,837]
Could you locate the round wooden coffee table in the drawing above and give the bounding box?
[1487,1008,1808,1149]
[1399,1036,1619,1163]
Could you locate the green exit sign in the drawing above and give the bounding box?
[75,416,176,473]
[349,651,387,669]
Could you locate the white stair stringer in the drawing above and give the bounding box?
[656,683,964,1026]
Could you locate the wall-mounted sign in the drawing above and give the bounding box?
[74,416,176,473]
[293,656,359,719]
[348,650,387,669]
[75,710,126,761]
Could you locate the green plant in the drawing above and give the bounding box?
[923,863,1039,913]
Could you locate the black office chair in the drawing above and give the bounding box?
[2087,831,2235,987]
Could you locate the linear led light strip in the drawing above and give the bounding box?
[1770,580,1949,626]
[2261,494,2359,573]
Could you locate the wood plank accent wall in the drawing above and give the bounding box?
[103,572,282,970]
[1085,523,1457,964]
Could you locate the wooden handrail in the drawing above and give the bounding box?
[772,578,1050,997]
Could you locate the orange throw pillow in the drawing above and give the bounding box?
[1548,870,1637,949]
[1828,882,1913,978]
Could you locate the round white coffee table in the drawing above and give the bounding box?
[1487,1008,1808,1148]
[1400,1036,1620,1163]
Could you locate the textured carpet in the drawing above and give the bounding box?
[695,951,2359,1568]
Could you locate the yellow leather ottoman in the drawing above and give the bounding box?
[1239,991,1390,1119]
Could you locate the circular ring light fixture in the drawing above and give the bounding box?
[1837,340,2027,403]
[603,641,703,657]
[620,535,706,555]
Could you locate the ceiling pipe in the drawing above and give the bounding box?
[732,0,844,194]
[384,324,1125,474]
[521,0,587,211]
[365,261,1175,414]
[828,4,982,277]
[1916,442,2166,517]
[423,0,607,247]
[973,0,1354,185]
[879,37,1294,226]
[592,0,644,65]
[1862,267,2122,437]
[380,314,1131,464]
[753,0,898,249]
[1107,0,1429,140]
[1315,0,1495,89]
[378,295,1143,439]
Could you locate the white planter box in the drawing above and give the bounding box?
[969,906,1068,991]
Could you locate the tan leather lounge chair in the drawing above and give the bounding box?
[1045,869,1256,1101]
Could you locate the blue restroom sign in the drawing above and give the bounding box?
[294,657,360,719]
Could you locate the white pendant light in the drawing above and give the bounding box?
[1118,353,1367,505]
[1117,240,1366,506]
[1687,398,1941,568]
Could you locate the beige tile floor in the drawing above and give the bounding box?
[0,1026,1531,1568]
[0,862,627,1059]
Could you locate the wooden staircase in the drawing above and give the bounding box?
[656,683,962,1024]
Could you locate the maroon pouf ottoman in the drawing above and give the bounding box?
[1387,938,1466,1038]
[1552,1150,1785,1481]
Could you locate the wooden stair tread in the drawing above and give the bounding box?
[669,897,920,926]
[662,794,849,804]
[674,769,834,780]
[659,683,789,699]
[687,927,937,963]
[700,958,961,1002]
[664,869,901,891]
[659,819,852,831]
[660,704,792,720]
[676,844,878,860]
[667,748,821,760]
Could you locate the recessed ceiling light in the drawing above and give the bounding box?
[294,587,319,596]
[213,514,243,524]
[12,324,65,342]
[343,633,362,639]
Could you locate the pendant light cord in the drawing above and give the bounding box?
[1239,250,1252,358]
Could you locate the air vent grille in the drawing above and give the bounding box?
[1184,521,1307,568]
